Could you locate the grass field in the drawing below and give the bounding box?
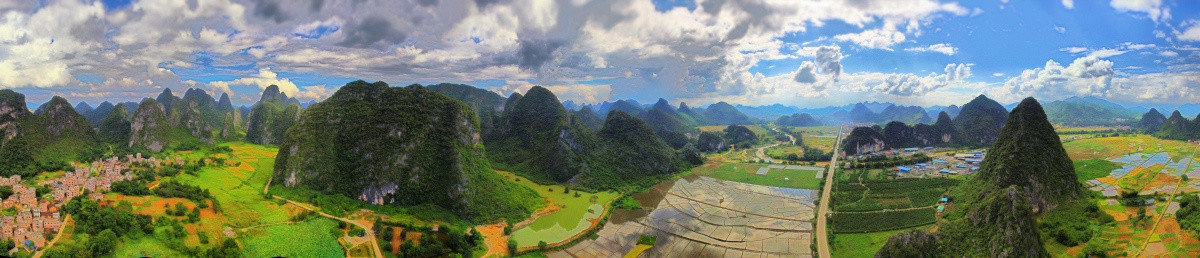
[499,170,618,248]
[1074,159,1121,184]
[690,162,822,189]
[831,226,933,258]
[765,145,803,158]
[241,218,345,257]
[112,237,184,257]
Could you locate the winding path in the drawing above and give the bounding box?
[815,124,846,258]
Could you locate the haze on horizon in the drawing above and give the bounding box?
[1,0,1198,109]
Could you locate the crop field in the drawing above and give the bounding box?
[765,145,803,158]
[1064,135,1197,161]
[690,162,822,189]
[1053,135,1200,256]
[174,143,293,228]
[830,207,937,233]
[831,225,933,258]
[113,237,184,257]
[241,218,345,257]
[831,178,958,212]
[497,170,618,249]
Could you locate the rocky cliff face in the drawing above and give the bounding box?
[273,80,534,221]
[0,90,30,143]
[129,98,170,152]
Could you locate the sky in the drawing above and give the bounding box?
[1,0,1198,109]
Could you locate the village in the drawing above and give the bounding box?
[0,153,180,251]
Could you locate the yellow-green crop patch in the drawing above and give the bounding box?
[498,170,618,249]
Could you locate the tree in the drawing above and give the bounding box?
[538,240,548,250]
[90,229,118,256]
[508,239,518,254]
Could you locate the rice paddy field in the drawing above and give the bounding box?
[497,170,619,249]
[689,162,823,189]
[1056,134,1200,256]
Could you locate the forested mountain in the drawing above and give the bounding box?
[702,102,754,125]
[639,99,698,133]
[245,85,302,145]
[587,111,684,183]
[1155,111,1197,140]
[0,92,105,177]
[98,103,132,145]
[1138,108,1167,133]
[272,80,539,222]
[486,86,697,189]
[879,97,1080,256]
[878,105,932,124]
[1042,96,1139,126]
[74,102,93,119]
[487,86,594,183]
[775,113,821,126]
[953,95,1008,146]
[83,101,116,127]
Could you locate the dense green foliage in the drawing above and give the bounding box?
[1176,194,1200,233]
[111,180,152,196]
[153,181,213,202]
[1037,201,1112,247]
[722,125,758,148]
[696,131,727,152]
[273,80,539,223]
[874,230,942,256]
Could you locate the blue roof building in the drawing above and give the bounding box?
[904,147,919,152]
[940,169,950,173]
[941,197,949,202]
[897,166,912,172]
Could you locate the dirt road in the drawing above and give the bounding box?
[276,197,384,258]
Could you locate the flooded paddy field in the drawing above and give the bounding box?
[548,175,817,257]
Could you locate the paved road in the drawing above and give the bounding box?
[815,124,846,258]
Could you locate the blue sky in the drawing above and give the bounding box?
[1,0,1198,108]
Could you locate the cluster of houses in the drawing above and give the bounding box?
[0,153,171,251]
[891,150,986,178]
